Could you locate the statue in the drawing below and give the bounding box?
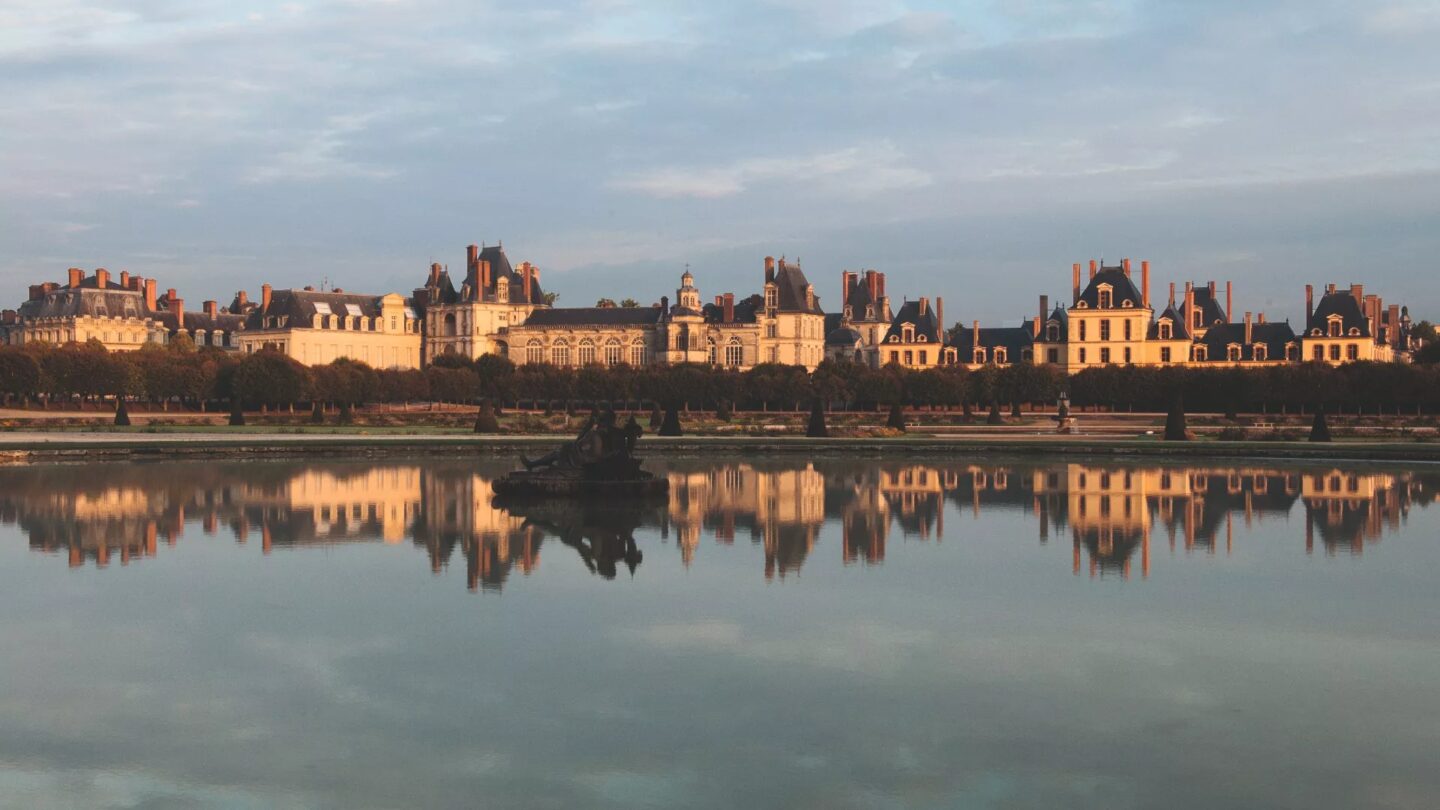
[1053,392,1077,434]
[495,406,668,498]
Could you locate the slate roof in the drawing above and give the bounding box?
[841,273,888,321]
[519,307,663,327]
[17,288,151,321]
[155,309,247,333]
[1194,321,1298,362]
[882,301,942,343]
[1040,305,1069,342]
[1075,267,1145,309]
[704,295,762,325]
[826,325,863,347]
[1148,304,1191,341]
[243,290,392,330]
[1305,290,1373,338]
[951,325,1036,357]
[1189,285,1228,327]
[772,261,823,314]
[424,244,544,306]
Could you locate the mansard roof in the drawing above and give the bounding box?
[826,325,863,347]
[1075,267,1145,309]
[1148,304,1191,340]
[1306,290,1372,338]
[703,295,762,325]
[772,261,823,314]
[155,309,246,333]
[520,307,663,327]
[17,287,150,321]
[1194,321,1298,361]
[1041,305,1069,341]
[1189,285,1228,326]
[244,289,398,329]
[883,300,942,343]
[951,324,1035,355]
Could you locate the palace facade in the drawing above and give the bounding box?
[4,249,1422,372]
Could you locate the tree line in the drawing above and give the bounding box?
[2,338,1439,415]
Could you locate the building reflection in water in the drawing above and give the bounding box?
[1,460,1434,587]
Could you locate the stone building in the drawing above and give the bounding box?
[2,268,244,350]
[415,243,545,362]
[874,297,956,368]
[235,284,422,369]
[1299,284,1404,364]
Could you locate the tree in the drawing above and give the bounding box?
[620,298,640,308]
[1415,342,1440,365]
[542,292,559,306]
[113,398,131,426]
[0,349,42,404]
[232,349,310,410]
[806,398,828,437]
[1164,394,1188,441]
[986,401,1004,425]
[659,405,683,436]
[474,399,501,433]
[1310,404,1332,442]
[1412,320,1436,345]
[886,402,907,432]
[596,298,617,308]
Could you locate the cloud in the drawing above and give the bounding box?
[612,143,932,199]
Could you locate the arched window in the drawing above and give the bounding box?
[525,339,543,364]
[550,339,570,366]
[707,337,718,364]
[1286,344,1298,361]
[1097,287,1113,308]
[973,348,986,364]
[578,338,597,366]
[1158,320,1172,340]
[604,337,623,365]
[1046,323,1060,341]
[725,337,744,367]
[1254,344,1268,361]
[1193,345,1207,361]
[630,339,647,366]
[1328,319,1341,337]
[994,347,1008,365]
[1227,345,1241,361]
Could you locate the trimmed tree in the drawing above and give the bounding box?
[474,399,501,434]
[886,402,907,432]
[1164,394,1188,441]
[806,398,828,438]
[113,399,131,426]
[229,397,245,426]
[1309,404,1332,442]
[649,404,664,430]
[987,401,1004,425]
[310,401,325,424]
[659,405,683,437]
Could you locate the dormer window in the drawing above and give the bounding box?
[1348,327,1360,337]
[1046,323,1060,341]
[994,347,1008,364]
[1076,300,1088,309]
[902,325,914,342]
[1158,320,1172,340]
[1121,300,1133,308]
[1254,344,1268,361]
[1328,317,1342,337]
[973,348,986,364]
[843,306,852,319]
[765,287,777,309]
[1097,286,1113,308]
[917,334,927,343]
[1194,345,1207,361]
[1227,345,1241,361]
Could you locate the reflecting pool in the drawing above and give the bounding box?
[2,457,1438,809]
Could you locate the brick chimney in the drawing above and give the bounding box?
[1244,312,1253,346]
[1226,281,1233,323]
[1089,259,1097,280]
[1122,257,1131,276]
[1350,283,1363,306]
[429,262,441,286]
[479,259,492,293]
[764,256,776,283]
[972,320,980,349]
[1258,312,1267,324]
[97,269,111,289]
[1072,263,1081,304]
[1168,281,1176,307]
[1141,261,1150,309]
[145,279,158,312]
[204,300,218,318]
[28,285,43,301]
[261,283,272,312]
[1,310,15,325]
[1306,284,1314,322]
[466,244,479,274]
[918,297,929,318]
[522,264,534,303]
[67,267,84,288]
[168,291,184,326]
[1039,294,1049,325]
[1183,285,1195,333]
[236,290,248,307]
[723,292,735,323]
[1388,303,1402,346]
[877,272,885,300]
[936,297,944,339]
[120,271,129,289]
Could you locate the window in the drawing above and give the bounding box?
[707,338,717,364]
[994,348,1007,365]
[973,348,986,364]
[918,350,928,365]
[1312,345,1324,361]
[1228,345,1241,361]
[1046,323,1059,341]
[630,341,647,366]
[1328,320,1341,337]
[1329,344,1341,361]
[1047,348,1059,363]
[1346,344,1359,361]
[1254,344,1267,361]
[551,340,570,366]
[1098,288,1112,308]
[768,347,778,362]
[1100,320,1110,341]
[1286,345,1298,361]
[1079,348,1087,363]
[889,351,899,364]
[1161,347,1171,363]
[1079,321,1087,341]
[725,338,743,367]
[1123,347,1131,364]
[1194,345,1207,361]
[1021,348,1033,362]
[904,350,913,365]
[1100,347,1111,364]
[1124,320,1132,340]
[605,338,623,365]
[1158,321,1172,339]
[766,322,777,338]
[578,339,597,366]
[765,288,777,309]
[526,339,544,364]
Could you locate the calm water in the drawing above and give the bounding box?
[2,456,1439,810]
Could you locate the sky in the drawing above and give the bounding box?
[2,0,1438,327]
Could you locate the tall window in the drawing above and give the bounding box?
[766,322,777,338]
[630,341,647,366]
[1079,348,1087,363]
[1312,345,1324,361]
[1328,320,1341,337]
[526,340,543,364]
[1100,347,1111,364]
[707,338,717,364]
[1123,320,1132,340]
[1161,347,1171,363]
[1123,347,1131,364]
[725,338,743,367]
[1079,321,1087,341]
[993,348,1006,365]
[1100,320,1110,341]
[1346,344,1359,361]
[1158,321,1172,339]
[551,340,570,366]
[1329,344,1341,361]
[578,338,596,366]
[1047,348,1059,363]
[1046,323,1059,341]
[1254,344,1268,361]
[1098,288,1112,308]
[1228,345,1241,361]
[605,338,623,365]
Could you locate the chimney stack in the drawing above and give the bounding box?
[1141,260,1150,309]
[936,297,944,339]
[1040,294,1049,325]
[877,272,885,300]
[1123,257,1132,276]
[68,268,82,288]
[429,262,441,285]
[120,271,130,289]
[479,259,492,292]
[1350,284,1363,305]
[918,297,928,318]
[1244,312,1253,346]
[261,283,272,312]
[522,263,534,303]
[972,320,980,349]
[1072,263,1081,304]
[1226,281,1233,323]
[204,300,218,317]
[764,256,776,283]
[145,279,158,312]
[1388,303,1402,347]
[171,296,184,327]
[1168,281,1176,307]
[1306,284,1314,322]
[1089,259,1097,280]
[97,269,110,289]
[236,290,248,307]
[723,292,735,324]
[466,244,479,274]
[1183,285,1195,333]
[1258,312,1267,324]
[28,284,43,301]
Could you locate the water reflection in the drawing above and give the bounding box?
[1,460,1435,587]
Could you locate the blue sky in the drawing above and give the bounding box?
[2,0,1437,326]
